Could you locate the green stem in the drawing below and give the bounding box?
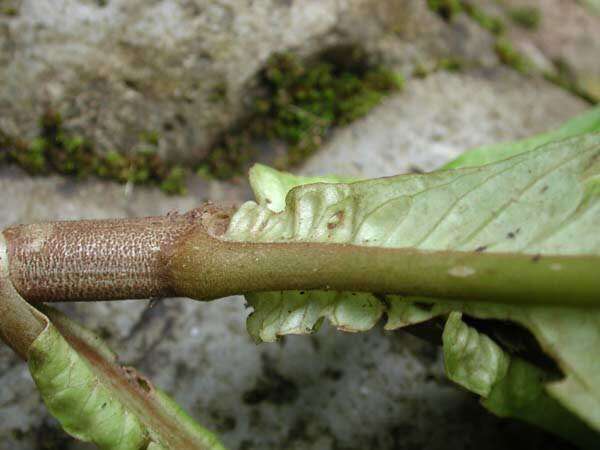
[170,226,600,307]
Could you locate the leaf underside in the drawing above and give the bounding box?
[225,107,600,445]
[28,306,226,450]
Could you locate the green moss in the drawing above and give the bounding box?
[543,59,597,104]
[494,38,532,74]
[139,130,160,146]
[462,3,505,35]
[437,58,464,72]
[0,111,187,195]
[427,0,463,20]
[1,6,18,16]
[428,1,505,35]
[160,166,187,195]
[411,57,465,79]
[2,47,403,187]
[200,47,403,179]
[508,6,541,30]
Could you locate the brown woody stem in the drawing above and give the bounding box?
[0,234,46,359]
[2,205,231,302]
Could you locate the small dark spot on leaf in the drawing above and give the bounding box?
[101,402,107,409]
[475,245,487,252]
[532,254,541,262]
[136,377,151,392]
[327,210,345,229]
[507,228,521,239]
[541,185,549,193]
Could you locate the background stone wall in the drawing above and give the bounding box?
[0,1,598,449]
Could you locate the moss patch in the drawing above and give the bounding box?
[428,0,505,34]
[198,46,403,179]
[2,47,402,187]
[508,6,541,30]
[427,0,463,21]
[412,57,465,79]
[462,3,505,35]
[0,110,187,195]
[494,38,532,74]
[0,0,19,16]
[544,58,598,104]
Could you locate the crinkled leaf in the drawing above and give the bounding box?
[226,109,600,442]
[441,312,599,449]
[28,307,225,450]
[228,132,600,341]
[249,163,358,213]
[442,312,510,396]
[246,290,383,343]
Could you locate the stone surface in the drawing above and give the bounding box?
[0,70,590,449]
[0,1,597,449]
[0,0,497,163]
[300,67,589,178]
[501,0,600,100]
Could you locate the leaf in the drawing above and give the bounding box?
[248,163,359,213]
[27,306,226,450]
[442,312,510,397]
[228,133,600,342]
[226,109,600,443]
[391,298,600,434]
[246,290,383,343]
[441,312,599,449]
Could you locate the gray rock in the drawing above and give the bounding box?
[0,0,596,448]
[300,67,589,178]
[0,66,589,449]
[501,0,600,100]
[0,0,497,163]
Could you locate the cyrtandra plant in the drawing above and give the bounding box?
[1,106,600,449]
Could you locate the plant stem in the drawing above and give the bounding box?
[2,205,600,308]
[2,205,232,302]
[0,234,45,359]
[170,222,600,308]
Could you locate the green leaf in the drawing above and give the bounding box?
[28,307,226,450]
[442,312,510,397]
[228,134,600,336]
[248,163,358,213]
[246,290,383,343]
[441,312,599,449]
[227,109,600,443]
